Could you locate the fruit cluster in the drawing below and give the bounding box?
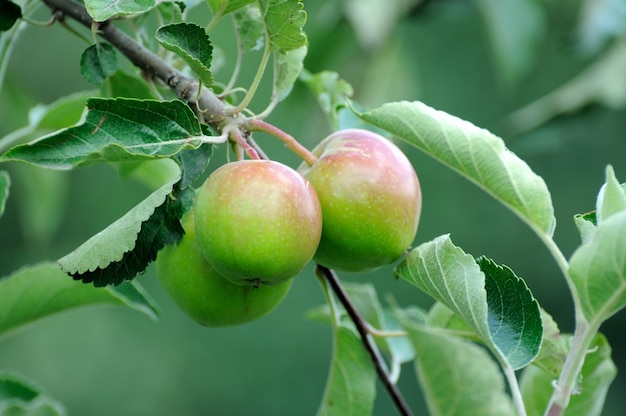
[156,129,422,327]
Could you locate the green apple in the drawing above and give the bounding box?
[299,129,421,272]
[194,160,322,286]
[155,212,292,327]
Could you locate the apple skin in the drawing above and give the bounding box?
[194,160,322,286]
[155,212,292,327]
[299,129,421,272]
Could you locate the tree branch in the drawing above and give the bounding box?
[316,265,414,416]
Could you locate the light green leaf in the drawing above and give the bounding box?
[58,178,177,275]
[396,235,542,369]
[80,42,117,85]
[357,101,556,237]
[155,23,214,86]
[258,0,306,53]
[0,98,221,169]
[578,0,626,55]
[0,372,66,416]
[476,0,546,84]
[103,70,155,99]
[317,325,376,416]
[404,321,516,416]
[208,0,255,16]
[596,165,626,223]
[0,170,8,217]
[530,309,569,378]
[232,4,265,51]
[272,45,306,103]
[574,211,597,244]
[0,262,158,340]
[85,0,156,22]
[520,334,616,416]
[569,210,626,323]
[300,70,353,130]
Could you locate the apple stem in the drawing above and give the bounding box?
[316,265,414,416]
[229,127,261,160]
[246,119,318,166]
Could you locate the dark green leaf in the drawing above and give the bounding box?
[258,0,307,53]
[0,170,8,217]
[102,70,155,99]
[520,334,616,416]
[85,0,156,22]
[0,98,221,169]
[0,262,158,339]
[0,372,66,415]
[80,42,117,85]
[208,0,255,16]
[0,0,21,32]
[156,23,214,86]
[357,101,556,237]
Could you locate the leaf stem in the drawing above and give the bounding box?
[230,34,271,114]
[316,265,414,416]
[246,119,318,166]
[500,363,526,416]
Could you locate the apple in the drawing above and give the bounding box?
[194,160,322,286]
[155,212,292,327]
[299,129,421,272]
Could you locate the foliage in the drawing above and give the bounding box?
[1,0,625,415]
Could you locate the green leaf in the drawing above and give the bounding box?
[574,211,597,245]
[208,0,255,16]
[596,165,626,223]
[80,42,117,85]
[530,309,569,378]
[300,70,353,130]
[317,325,376,416]
[0,170,8,217]
[476,0,546,84]
[155,23,214,86]
[0,262,158,340]
[357,100,556,237]
[396,235,542,369]
[520,334,616,416]
[272,45,306,103]
[85,0,156,22]
[258,0,307,53]
[232,4,265,52]
[0,0,21,32]
[403,321,516,416]
[0,372,66,416]
[0,98,221,169]
[578,0,626,55]
[569,210,626,323]
[102,70,155,99]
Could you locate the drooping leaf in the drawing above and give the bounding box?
[0,98,222,169]
[396,234,542,369]
[317,325,376,416]
[520,334,616,416]
[0,0,21,32]
[569,210,626,324]
[85,0,156,22]
[232,4,265,52]
[0,372,66,416]
[258,0,307,53]
[272,45,306,103]
[80,42,117,85]
[300,70,353,130]
[476,0,546,84]
[578,0,626,55]
[208,0,255,16]
[595,165,626,223]
[155,23,214,86]
[403,321,516,416]
[357,101,556,237]
[0,262,158,339]
[0,170,8,217]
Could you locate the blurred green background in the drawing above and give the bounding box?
[1,0,626,414]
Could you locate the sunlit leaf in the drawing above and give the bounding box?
[0,372,66,416]
[403,321,516,415]
[0,98,221,169]
[595,165,626,223]
[520,334,616,416]
[569,210,626,323]
[317,325,376,416]
[0,170,8,217]
[232,4,265,52]
[85,0,156,22]
[258,0,306,53]
[0,262,158,340]
[0,0,21,32]
[272,45,306,103]
[208,0,255,16]
[155,23,214,86]
[396,235,542,369]
[80,42,117,85]
[358,100,556,237]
